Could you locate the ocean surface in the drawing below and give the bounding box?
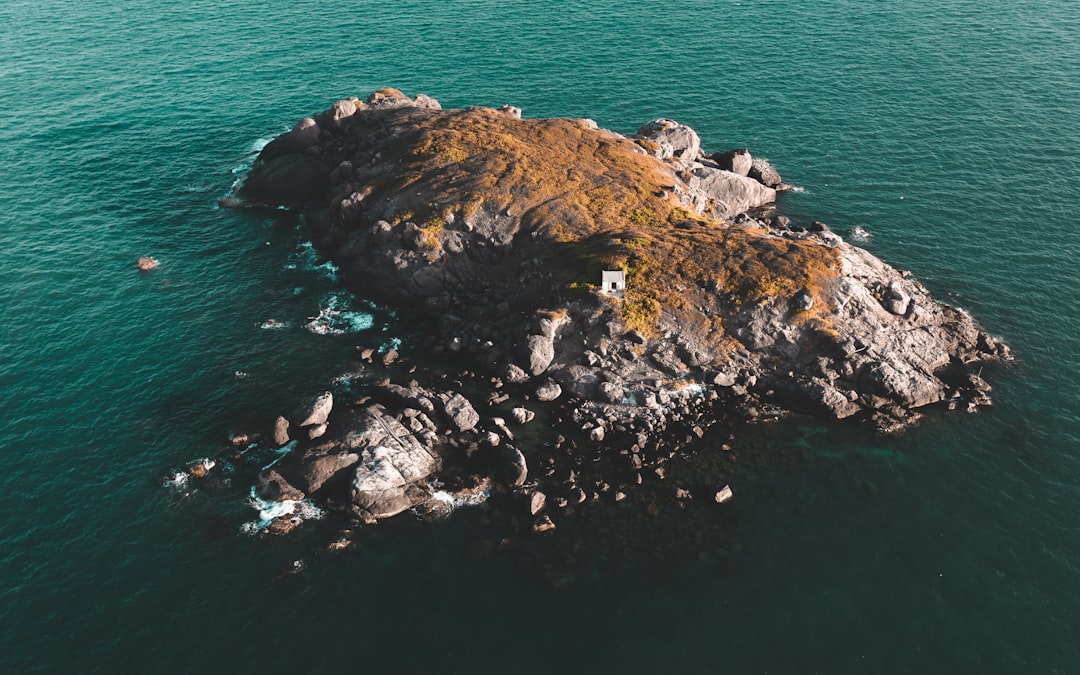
[2,0,1079,672]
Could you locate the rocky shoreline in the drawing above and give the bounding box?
[204,88,1010,537]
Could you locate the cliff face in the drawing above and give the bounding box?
[223,89,1010,529]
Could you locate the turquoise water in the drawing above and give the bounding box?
[2,0,1079,671]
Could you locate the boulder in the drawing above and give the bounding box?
[711,148,752,177]
[532,515,556,533]
[597,381,625,404]
[412,93,442,110]
[292,391,334,428]
[366,87,414,109]
[714,485,734,504]
[686,166,776,220]
[501,445,528,488]
[256,469,306,502]
[636,119,701,161]
[526,490,546,516]
[318,98,359,129]
[749,157,782,187]
[270,415,291,447]
[443,393,480,432]
[884,281,911,315]
[337,407,442,521]
[511,407,536,425]
[535,380,562,402]
[135,256,159,271]
[297,451,360,494]
[524,334,555,375]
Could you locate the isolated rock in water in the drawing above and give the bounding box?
[136,256,159,271]
[230,89,1009,441]
[292,391,333,428]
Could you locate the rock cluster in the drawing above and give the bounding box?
[221,89,1010,531]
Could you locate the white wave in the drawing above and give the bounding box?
[848,225,874,242]
[241,485,326,533]
[429,488,490,511]
[190,458,216,473]
[288,240,339,280]
[162,471,188,489]
[305,292,375,335]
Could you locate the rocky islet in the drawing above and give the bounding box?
[202,88,1010,535]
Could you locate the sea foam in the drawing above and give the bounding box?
[305,292,375,335]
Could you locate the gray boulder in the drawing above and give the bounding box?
[501,445,528,488]
[443,393,480,432]
[347,408,441,522]
[749,157,782,187]
[292,391,334,428]
[636,119,701,161]
[511,407,536,424]
[712,148,752,177]
[270,415,291,447]
[686,166,776,220]
[297,451,361,494]
[256,469,306,502]
[535,380,562,402]
[524,334,555,375]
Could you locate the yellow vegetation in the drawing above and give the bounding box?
[351,105,841,342]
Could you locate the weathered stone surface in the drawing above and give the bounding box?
[136,256,159,271]
[749,157,782,187]
[535,380,562,402]
[524,334,555,376]
[292,391,334,428]
[501,445,528,488]
[443,393,480,432]
[297,451,361,494]
[712,148,752,176]
[256,469,306,502]
[271,415,291,447]
[686,166,776,219]
[511,407,536,425]
[636,118,701,161]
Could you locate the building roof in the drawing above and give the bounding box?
[601,270,626,285]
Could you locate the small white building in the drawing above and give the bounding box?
[601,270,626,296]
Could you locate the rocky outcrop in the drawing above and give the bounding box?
[221,89,1011,533]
